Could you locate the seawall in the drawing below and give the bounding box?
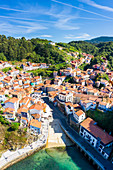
[1,144,46,170]
[59,122,105,170]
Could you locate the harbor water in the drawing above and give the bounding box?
[7,146,95,170]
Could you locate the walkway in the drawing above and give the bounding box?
[0,119,49,169]
[46,116,73,148]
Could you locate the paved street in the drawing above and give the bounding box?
[43,97,113,170]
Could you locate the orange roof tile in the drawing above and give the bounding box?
[5,97,19,103]
[32,114,40,119]
[30,119,41,128]
[80,117,113,144]
[29,104,43,111]
[21,117,28,122]
[75,110,84,117]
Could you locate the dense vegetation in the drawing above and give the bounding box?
[1,34,113,70]
[94,73,109,81]
[56,42,78,53]
[69,40,113,70]
[86,36,113,44]
[0,114,37,153]
[69,41,98,55]
[0,35,68,64]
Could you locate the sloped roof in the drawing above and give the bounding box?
[80,117,113,145]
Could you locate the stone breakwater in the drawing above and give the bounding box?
[46,118,73,148]
[1,144,46,170]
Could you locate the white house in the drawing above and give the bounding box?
[0,92,6,102]
[79,118,113,159]
[29,119,41,135]
[80,100,94,111]
[58,90,73,103]
[4,97,19,112]
[3,107,15,120]
[49,42,55,46]
[0,82,3,88]
[29,104,43,115]
[65,102,73,115]
[73,109,85,123]
[54,79,62,86]
[71,71,76,77]
[98,101,110,111]
[48,91,57,102]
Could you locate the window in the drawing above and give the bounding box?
[98,148,101,152]
[80,133,83,136]
[81,128,83,132]
[99,145,103,149]
[102,151,105,155]
[92,142,94,146]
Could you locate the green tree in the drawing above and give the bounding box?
[2,67,12,73]
[10,123,19,131]
[0,53,7,61]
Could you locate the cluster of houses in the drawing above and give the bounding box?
[0,69,51,136]
[71,53,93,68]
[47,83,113,160]
[0,55,113,160]
[0,61,12,69]
[21,62,49,71]
[47,57,113,160]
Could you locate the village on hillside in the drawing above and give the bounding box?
[0,50,113,164]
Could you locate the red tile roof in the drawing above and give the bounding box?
[29,104,43,111]
[80,117,113,144]
[75,110,84,117]
[5,97,19,103]
[30,119,41,128]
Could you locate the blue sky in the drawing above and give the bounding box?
[0,0,113,42]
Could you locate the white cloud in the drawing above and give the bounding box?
[52,0,113,20]
[76,33,90,38]
[45,5,80,30]
[79,0,113,12]
[55,17,80,30]
[64,33,90,39]
[40,35,53,38]
[11,20,47,33]
[0,20,48,36]
[0,6,28,12]
[0,15,55,23]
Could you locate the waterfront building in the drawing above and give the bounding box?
[29,119,42,135]
[79,117,113,159]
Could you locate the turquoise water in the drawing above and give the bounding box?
[7,146,95,170]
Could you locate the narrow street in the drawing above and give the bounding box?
[43,97,113,170]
